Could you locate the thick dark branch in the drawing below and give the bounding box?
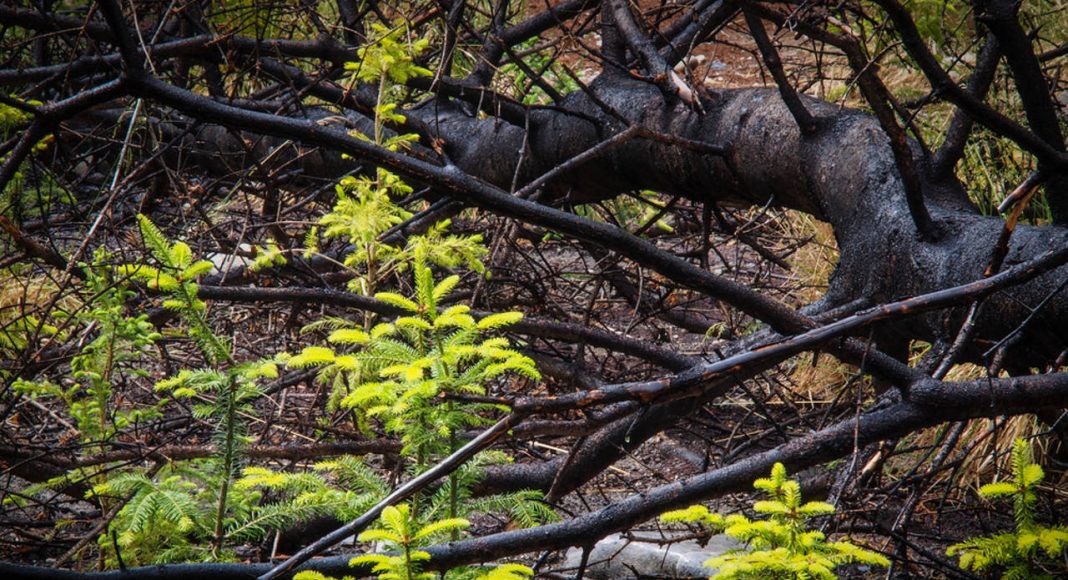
[8,373,1068,579]
[514,240,1068,415]
[931,35,1001,177]
[870,0,1068,170]
[96,0,146,79]
[973,0,1068,223]
[0,4,113,41]
[61,71,1068,362]
[412,373,1068,569]
[742,8,816,134]
[454,236,1060,499]
[121,73,811,335]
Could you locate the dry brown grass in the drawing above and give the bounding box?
[884,363,1045,492]
[0,267,67,356]
[780,210,838,305]
[775,210,848,403]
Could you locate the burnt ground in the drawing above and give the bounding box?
[3,6,1067,579]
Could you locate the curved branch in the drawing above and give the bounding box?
[869,0,1068,171]
[196,285,697,370]
[6,373,1067,579]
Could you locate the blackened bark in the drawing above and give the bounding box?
[166,79,1068,365]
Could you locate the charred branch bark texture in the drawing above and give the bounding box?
[3,373,1067,579]
[4,1,1068,576]
[162,79,1068,364]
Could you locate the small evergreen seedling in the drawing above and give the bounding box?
[344,503,534,580]
[97,217,286,562]
[351,503,470,580]
[120,215,226,363]
[661,463,889,579]
[14,249,163,444]
[947,439,1068,579]
[91,468,212,565]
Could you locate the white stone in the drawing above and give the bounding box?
[561,532,738,578]
[205,243,254,275]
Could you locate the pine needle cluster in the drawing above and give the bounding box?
[947,439,1068,579]
[661,463,889,579]
[299,502,534,580]
[11,20,552,569]
[14,249,163,443]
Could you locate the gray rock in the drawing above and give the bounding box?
[205,243,254,275]
[561,532,738,579]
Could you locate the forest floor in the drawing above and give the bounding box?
[3,6,1065,579]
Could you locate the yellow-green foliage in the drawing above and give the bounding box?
[351,503,469,580]
[313,21,484,297]
[249,239,288,272]
[473,563,534,580]
[288,253,538,457]
[13,251,163,442]
[300,506,532,580]
[661,463,889,579]
[122,215,226,363]
[321,171,413,288]
[342,20,430,144]
[24,17,546,567]
[947,439,1068,579]
[347,504,538,580]
[294,573,355,580]
[347,22,433,86]
[297,563,534,580]
[317,175,486,297]
[0,99,33,129]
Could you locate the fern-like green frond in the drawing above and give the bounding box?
[288,346,337,368]
[475,563,534,580]
[375,292,420,313]
[979,482,1018,498]
[660,505,727,529]
[328,328,371,345]
[476,312,523,330]
[136,214,174,264]
[412,517,470,541]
